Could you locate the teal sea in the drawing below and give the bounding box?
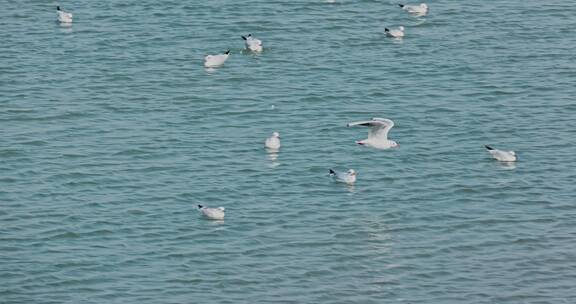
[2,0,576,303]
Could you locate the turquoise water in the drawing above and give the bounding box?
[2,0,576,303]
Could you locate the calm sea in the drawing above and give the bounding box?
[2,0,576,303]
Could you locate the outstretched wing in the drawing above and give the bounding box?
[369,118,394,140]
[348,118,394,141]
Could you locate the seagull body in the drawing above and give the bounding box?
[198,205,225,220]
[56,6,73,23]
[485,145,517,162]
[385,26,405,38]
[347,118,399,149]
[399,3,428,15]
[265,132,281,150]
[329,169,357,185]
[242,34,263,52]
[204,50,230,68]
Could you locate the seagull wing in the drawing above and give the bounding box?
[330,170,347,181]
[493,150,514,161]
[405,5,419,13]
[58,10,72,21]
[203,207,224,219]
[336,171,348,181]
[246,37,262,49]
[348,118,394,141]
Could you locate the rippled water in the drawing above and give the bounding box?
[2,0,576,303]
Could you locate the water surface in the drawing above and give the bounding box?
[2,0,576,303]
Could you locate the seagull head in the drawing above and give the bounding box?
[218,207,225,211]
[348,169,357,176]
[390,140,399,148]
[272,131,280,138]
[421,3,428,9]
[399,26,405,31]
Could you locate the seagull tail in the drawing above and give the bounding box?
[198,205,204,209]
[57,6,61,11]
[385,28,390,32]
[329,169,336,176]
[241,35,247,40]
[485,145,494,150]
[225,50,231,55]
[398,4,405,8]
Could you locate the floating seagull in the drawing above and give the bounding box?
[198,205,225,220]
[329,169,357,185]
[399,3,428,15]
[485,145,517,162]
[347,118,399,149]
[56,6,73,23]
[242,34,263,52]
[265,132,281,150]
[204,50,230,68]
[385,26,405,38]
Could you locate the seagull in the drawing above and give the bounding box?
[399,3,428,15]
[242,34,263,52]
[265,132,281,150]
[198,205,225,220]
[204,50,230,68]
[56,6,73,23]
[329,169,357,185]
[385,26,405,38]
[347,118,399,149]
[485,145,517,162]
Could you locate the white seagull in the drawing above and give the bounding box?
[485,145,517,162]
[399,3,429,15]
[385,26,405,38]
[265,132,281,150]
[56,6,73,23]
[329,169,358,185]
[242,34,263,52]
[204,50,230,68]
[347,118,399,149]
[198,205,225,220]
